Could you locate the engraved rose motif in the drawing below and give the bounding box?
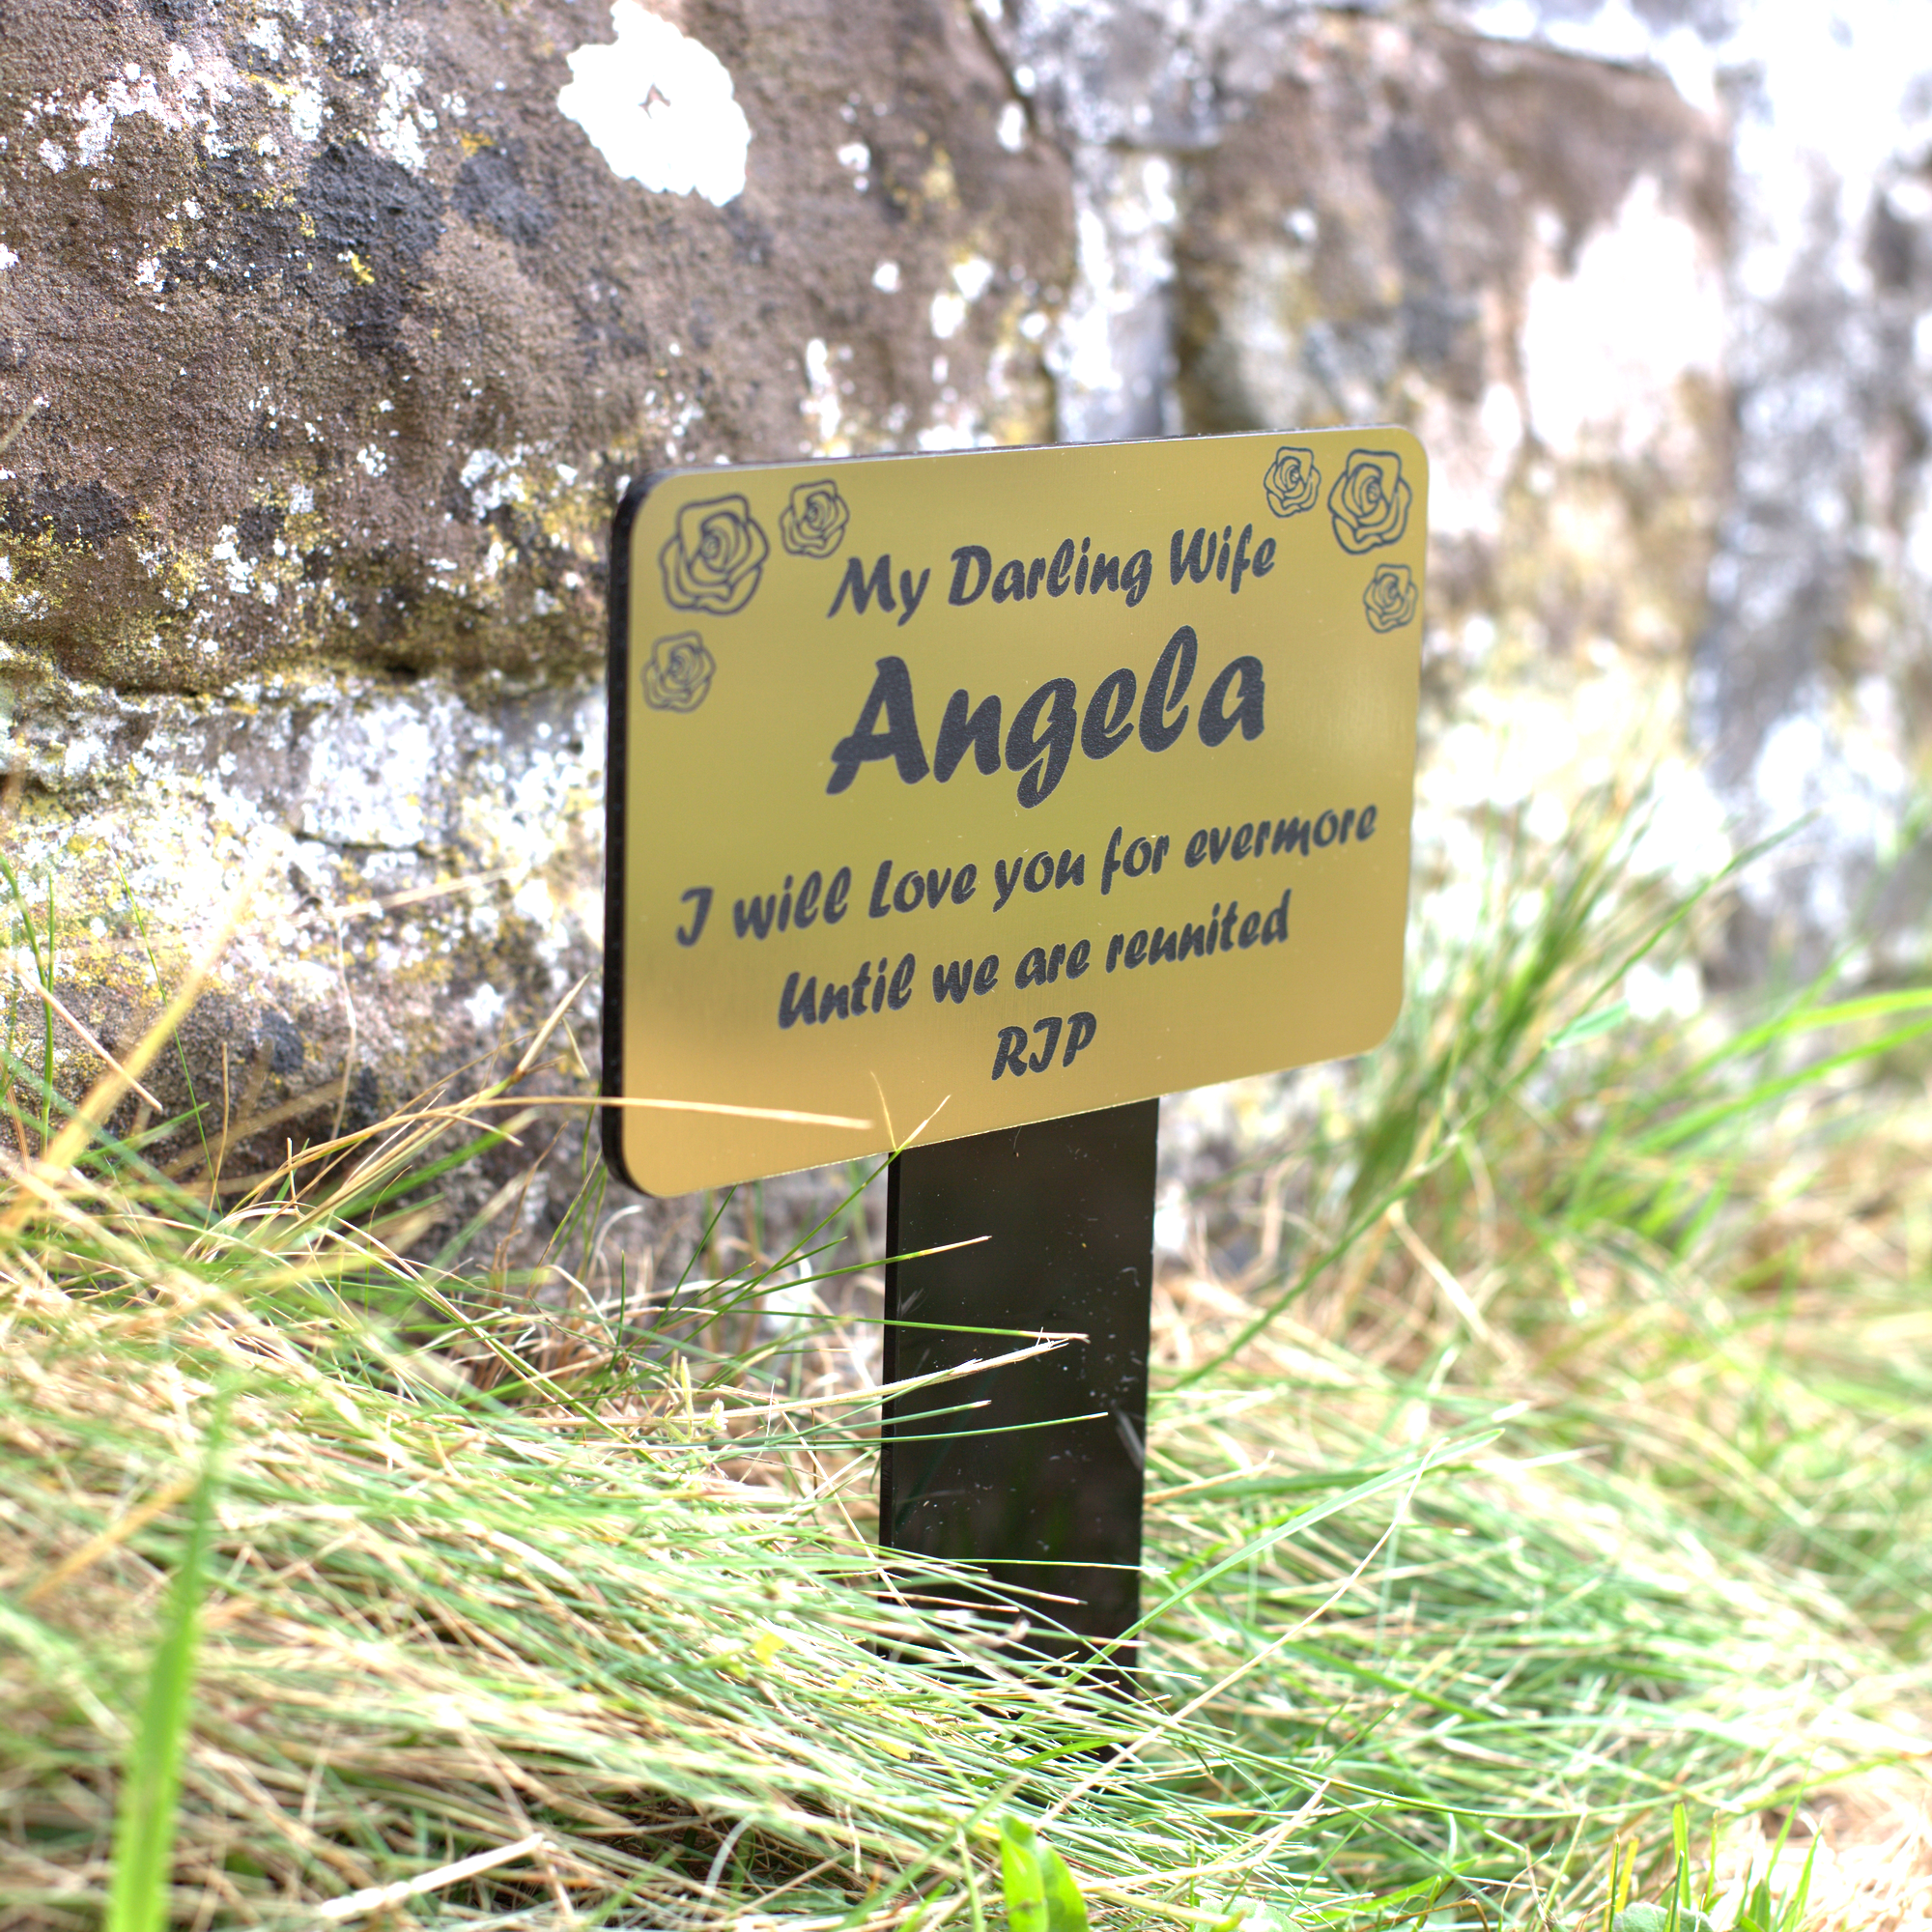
[1263,444,1321,518]
[1327,448,1412,554]
[779,479,851,558]
[642,632,716,712]
[658,495,770,613]
[1362,562,1418,633]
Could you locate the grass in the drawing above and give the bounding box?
[1,778,1928,1929]
[102,1412,216,1932]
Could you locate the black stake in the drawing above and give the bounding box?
[881,1099,1158,1687]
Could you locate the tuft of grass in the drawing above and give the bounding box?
[1145,781,1932,1920]
[1599,1800,1817,1932]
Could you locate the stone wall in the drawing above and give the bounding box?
[1000,0,1932,971]
[2,0,1927,1220]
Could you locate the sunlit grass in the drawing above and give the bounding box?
[2,783,1928,1928]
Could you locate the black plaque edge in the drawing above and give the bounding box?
[601,469,672,1194]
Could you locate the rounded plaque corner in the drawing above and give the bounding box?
[1361,977,1409,1059]
[1378,422,1430,481]
[599,1108,674,1201]
[615,466,677,526]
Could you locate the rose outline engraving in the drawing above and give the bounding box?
[779,479,851,558]
[1327,448,1412,554]
[1362,562,1418,633]
[1263,445,1321,518]
[658,494,771,614]
[641,631,717,712]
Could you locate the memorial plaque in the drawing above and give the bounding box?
[604,429,1425,1197]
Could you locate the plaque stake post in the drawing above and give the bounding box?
[881,1100,1159,1685]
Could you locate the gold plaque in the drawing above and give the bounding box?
[605,430,1425,1195]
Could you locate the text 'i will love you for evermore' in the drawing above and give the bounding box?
[669,805,1379,1085]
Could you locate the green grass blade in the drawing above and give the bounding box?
[105,1423,219,1932]
[1000,1815,1049,1932]
[1038,1840,1092,1932]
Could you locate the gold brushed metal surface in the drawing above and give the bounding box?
[607,429,1425,1195]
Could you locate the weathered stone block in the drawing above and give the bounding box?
[1167,15,1731,671]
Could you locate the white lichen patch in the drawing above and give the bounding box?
[800,338,849,457]
[914,418,986,451]
[463,981,506,1034]
[23,48,242,178]
[927,291,964,341]
[373,62,434,173]
[1048,150,1179,442]
[287,80,326,143]
[1520,174,1722,463]
[1740,695,1909,934]
[838,140,870,190]
[556,2,752,208]
[210,526,259,595]
[459,445,541,518]
[952,255,996,303]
